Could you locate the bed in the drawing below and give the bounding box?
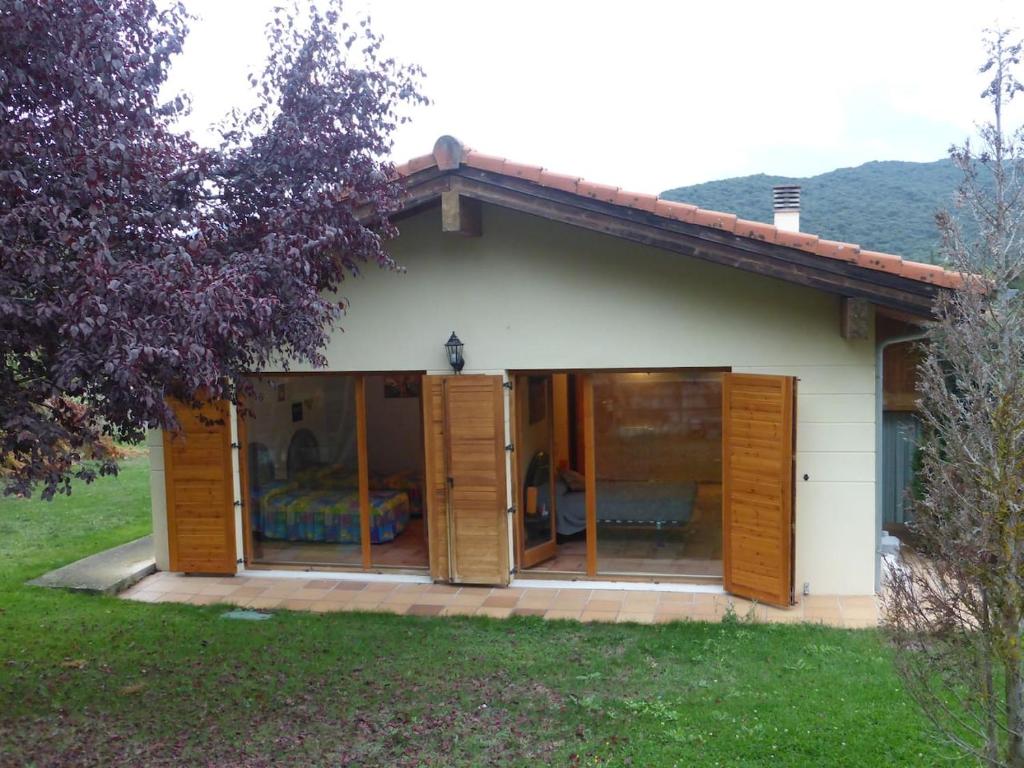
[253,482,410,544]
[248,438,415,544]
[527,452,697,537]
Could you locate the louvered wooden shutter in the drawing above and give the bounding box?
[443,375,509,585]
[422,376,451,581]
[722,374,796,606]
[163,398,237,574]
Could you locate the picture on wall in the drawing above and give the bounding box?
[384,374,421,399]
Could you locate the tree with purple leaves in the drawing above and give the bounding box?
[0,0,425,498]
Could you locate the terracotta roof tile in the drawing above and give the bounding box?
[774,230,819,251]
[735,219,778,244]
[654,199,698,222]
[901,261,963,289]
[815,239,859,262]
[504,161,544,183]
[402,153,436,174]
[537,171,580,195]
[463,151,507,175]
[691,209,738,232]
[857,250,903,273]
[577,180,621,203]
[614,190,659,212]
[396,136,961,292]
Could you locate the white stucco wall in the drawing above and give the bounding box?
[146,428,170,571]
[150,202,877,595]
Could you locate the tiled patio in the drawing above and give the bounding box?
[121,571,879,628]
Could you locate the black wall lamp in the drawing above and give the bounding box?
[445,332,465,374]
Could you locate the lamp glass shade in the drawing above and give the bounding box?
[444,332,464,372]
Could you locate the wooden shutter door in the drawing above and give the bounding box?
[163,398,237,574]
[422,376,451,581]
[443,375,509,585]
[722,374,796,606]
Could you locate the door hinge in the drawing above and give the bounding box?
[234,500,243,508]
[231,442,241,449]
[507,505,516,515]
[505,443,514,452]
[502,381,513,390]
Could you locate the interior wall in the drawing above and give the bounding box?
[364,375,424,476]
[245,375,357,479]
[592,372,722,484]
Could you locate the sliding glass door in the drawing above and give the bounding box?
[241,372,427,571]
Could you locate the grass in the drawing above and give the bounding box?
[0,459,952,766]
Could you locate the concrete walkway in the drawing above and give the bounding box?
[29,536,155,595]
[121,570,879,628]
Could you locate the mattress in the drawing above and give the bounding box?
[252,485,410,544]
[539,479,698,537]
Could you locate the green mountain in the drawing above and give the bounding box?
[661,159,964,264]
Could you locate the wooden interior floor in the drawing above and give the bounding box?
[529,483,723,577]
[252,516,429,569]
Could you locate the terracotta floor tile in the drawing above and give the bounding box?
[304,579,341,591]
[425,584,462,595]
[586,600,622,613]
[483,594,519,608]
[231,586,268,599]
[589,589,629,601]
[544,609,582,621]
[476,606,513,619]
[408,593,455,607]
[318,588,357,603]
[580,610,619,623]
[364,582,399,593]
[193,581,239,602]
[516,588,560,599]
[333,581,369,591]
[658,591,697,605]
[449,592,488,607]
[516,594,558,609]
[512,608,547,618]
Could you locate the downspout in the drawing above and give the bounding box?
[874,330,927,592]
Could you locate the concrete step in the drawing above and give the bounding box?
[28,535,156,595]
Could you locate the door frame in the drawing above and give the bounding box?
[235,370,429,573]
[510,374,559,569]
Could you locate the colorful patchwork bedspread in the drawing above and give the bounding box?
[251,482,410,544]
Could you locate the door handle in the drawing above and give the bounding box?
[447,476,455,488]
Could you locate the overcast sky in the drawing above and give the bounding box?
[166,0,1024,193]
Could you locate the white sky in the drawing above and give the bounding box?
[166,0,1024,193]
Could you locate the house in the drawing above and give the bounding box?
[147,136,953,606]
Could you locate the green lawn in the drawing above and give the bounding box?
[0,459,950,766]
